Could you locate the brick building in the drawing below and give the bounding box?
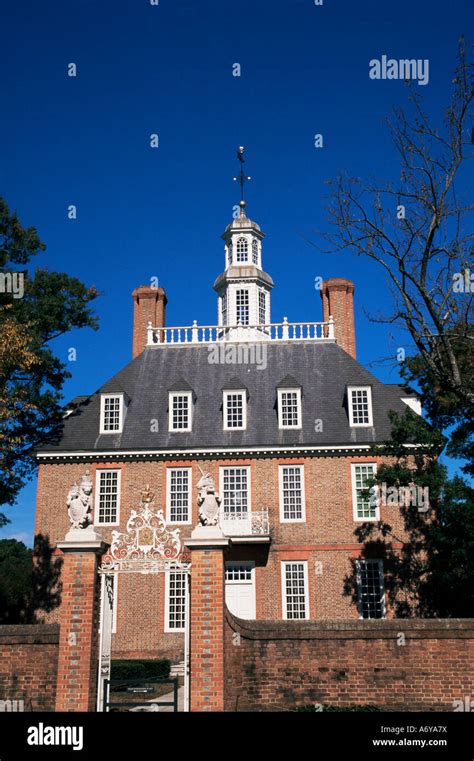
[34,199,420,665]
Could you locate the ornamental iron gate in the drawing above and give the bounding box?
[97,487,191,712]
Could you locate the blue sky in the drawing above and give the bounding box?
[1,0,472,544]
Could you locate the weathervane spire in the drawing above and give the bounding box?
[233,146,251,217]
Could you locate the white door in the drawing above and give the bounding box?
[225,562,256,619]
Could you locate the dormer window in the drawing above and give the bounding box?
[348,386,373,427]
[100,393,125,434]
[169,391,193,432]
[278,388,302,429]
[236,237,248,262]
[252,239,258,265]
[223,390,247,431]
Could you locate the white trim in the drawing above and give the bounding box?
[402,397,422,416]
[36,442,424,461]
[277,388,302,430]
[351,462,379,522]
[168,391,193,433]
[278,464,306,523]
[99,393,125,434]
[164,569,187,633]
[166,467,192,524]
[223,389,247,431]
[281,560,310,620]
[225,561,256,620]
[347,386,373,427]
[219,465,251,516]
[111,574,118,633]
[94,468,121,526]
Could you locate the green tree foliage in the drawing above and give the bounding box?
[0,537,62,623]
[344,410,474,617]
[0,198,98,519]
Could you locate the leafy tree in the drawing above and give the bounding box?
[344,410,474,617]
[0,198,98,521]
[319,40,473,473]
[0,536,62,623]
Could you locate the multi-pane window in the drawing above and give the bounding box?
[221,292,228,326]
[252,239,258,265]
[223,390,246,430]
[95,470,120,525]
[282,562,309,620]
[352,463,378,520]
[167,468,191,523]
[258,291,266,325]
[221,467,250,516]
[236,289,250,325]
[236,237,248,262]
[278,388,302,429]
[100,394,123,433]
[166,571,187,631]
[169,392,192,432]
[348,386,373,427]
[356,560,385,619]
[225,563,252,582]
[279,465,305,521]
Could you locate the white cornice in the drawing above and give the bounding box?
[36,442,421,462]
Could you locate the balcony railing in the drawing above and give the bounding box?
[147,317,335,346]
[219,509,270,538]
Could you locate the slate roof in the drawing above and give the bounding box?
[37,342,413,455]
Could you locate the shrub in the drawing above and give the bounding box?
[111,659,171,681]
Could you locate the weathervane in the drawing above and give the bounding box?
[233,146,251,215]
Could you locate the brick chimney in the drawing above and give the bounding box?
[132,285,167,359]
[320,278,356,359]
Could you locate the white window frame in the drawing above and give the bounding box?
[281,561,310,620]
[235,288,250,325]
[166,467,192,524]
[219,465,251,517]
[94,469,121,526]
[347,386,373,427]
[164,570,187,633]
[351,462,379,521]
[168,391,193,433]
[99,393,125,434]
[223,390,247,431]
[278,464,306,523]
[356,559,386,619]
[277,388,302,430]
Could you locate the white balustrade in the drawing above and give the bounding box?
[146,317,335,346]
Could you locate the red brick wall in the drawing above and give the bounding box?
[35,453,411,659]
[0,625,59,711]
[55,550,102,712]
[224,611,474,711]
[189,548,226,711]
